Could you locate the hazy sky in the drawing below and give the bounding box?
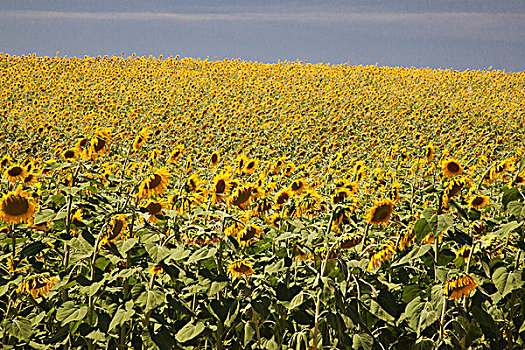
[1,0,524,71]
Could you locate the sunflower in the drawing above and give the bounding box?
[398,227,416,252]
[389,181,401,203]
[23,173,38,186]
[149,265,163,275]
[228,185,254,210]
[290,179,306,195]
[0,155,11,169]
[468,194,490,210]
[339,233,362,249]
[143,200,166,222]
[16,273,60,299]
[470,220,487,238]
[210,151,221,167]
[89,128,111,158]
[511,169,525,186]
[332,188,352,205]
[211,172,231,203]
[425,143,435,163]
[367,241,396,271]
[273,188,292,208]
[441,158,464,177]
[138,168,171,199]
[366,199,394,225]
[61,148,78,162]
[0,186,38,225]
[294,189,325,218]
[237,224,262,247]
[132,127,150,151]
[167,146,184,164]
[243,158,259,175]
[456,246,470,261]
[101,214,129,245]
[227,259,254,279]
[443,274,477,300]
[283,163,295,176]
[266,213,282,228]
[270,157,287,174]
[4,164,27,183]
[236,154,249,172]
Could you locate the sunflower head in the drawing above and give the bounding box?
[16,273,60,299]
[468,194,490,210]
[210,151,221,167]
[227,259,254,279]
[443,274,477,300]
[138,168,171,199]
[0,186,38,225]
[237,224,262,247]
[4,164,27,183]
[102,214,129,245]
[441,158,464,177]
[61,148,78,162]
[366,199,394,225]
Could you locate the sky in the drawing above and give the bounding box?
[1,0,524,71]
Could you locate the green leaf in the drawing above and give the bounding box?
[414,218,431,242]
[403,297,438,337]
[507,201,524,219]
[56,301,88,326]
[492,266,523,297]
[436,214,454,237]
[244,322,255,347]
[136,287,165,313]
[145,243,170,263]
[117,238,138,255]
[4,317,33,341]
[175,321,205,342]
[187,246,217,264]
[108,303,135,332]
[495,221,523,237]
[86,329,107,342]
[33,209,56,225]
[288,291,304,310]
[352,333,373,350]
[69,236,94,255]
[502,187,521,209]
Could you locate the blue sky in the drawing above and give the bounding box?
[1,0,524,71]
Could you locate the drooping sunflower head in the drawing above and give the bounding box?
[4,164,27,183]
[366,199,394,225]
[138,168,171,199]
[227,259,254,279]
[132,127,150,151]
[228,185,254,210]
[102,214,129,246]
[389,181,402,203]
[332,188,353,205]
[89,128,112,158]
[289,178,306,195]
[142,200,166,223]
[443,274,477,300]
[339,232,362,250]
[441,158,464,177]
[61,148,78,162]
[211,172,231,203]
[237,224,262,247]
[16,273,60,299]
[425,143,435,163]
[367,241,396,271]
[273,188,292,208]
[0,186,38,225]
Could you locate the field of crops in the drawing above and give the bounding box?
[1,53,524,349]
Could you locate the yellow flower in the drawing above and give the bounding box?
[61,148,78,162]
[138,168,171,199]
[101,214,129,245]
[0,186,38,225]
[210,151,221,167]
[228,185,254,210]
[367,241,396,271]
[243,158,259,175]
[237,224,262,247]
[211,171,231,204]
[149,265,163,275]
[441,158,464,177]
[366,199,394,225]
[443,274,477,300]
[468,195,490,210]
[132,127,150,151]
[17,273,60,299]
[3,165,27,183]
[227,259,254,279]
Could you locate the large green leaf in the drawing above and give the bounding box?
[56,301,88,326]
[402,297,438,337]
[33,208,57,225]
[136,287,165,313]
[4,317,33,341]
[145,243,171,263]
[108,302,136,332]
[492,266,523,297]
[175,321,205,342]
[352,333,373,350]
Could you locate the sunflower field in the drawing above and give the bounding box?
[1,53,525,350]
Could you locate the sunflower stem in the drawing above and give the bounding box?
[438,293,447,346]
[359,222,370,254]
[10,223,16,275]
[312,289,322,350]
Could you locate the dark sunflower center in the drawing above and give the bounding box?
[291,181,302,191]
[79,138,89,147]
[24,174,34,183]
[472,196,484,206]
[241,227,257,241]
[7,167,23,176]
[211,154,218,163]
[233,189,251,205]
[147,174,162,189]
[93,138,106,152]
[233,264,251,273]
[109,220,124,240]
[246,161,255,169]
[215,179,226,194]
[4,195,29,216]
[449,184,462,197]
[276,193,289,205]
[447,162,460,173]
[372,205,391,221]
[147,202,162,214]
[64,150,75,158]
